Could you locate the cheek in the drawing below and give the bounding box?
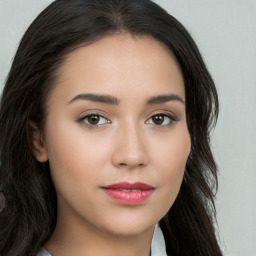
[153,128,190,210]
[43,119,112,194]
[153,125,190,173]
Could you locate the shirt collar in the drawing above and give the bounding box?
[151,223,167,256]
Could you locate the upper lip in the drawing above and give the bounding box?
[103,182,155,190]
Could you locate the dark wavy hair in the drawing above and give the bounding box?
[0,0,222,255]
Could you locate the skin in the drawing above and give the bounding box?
[33,33,191,256]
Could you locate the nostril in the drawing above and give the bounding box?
[117,161,146,169]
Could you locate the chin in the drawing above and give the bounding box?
[103,223,154,237]
[96,211,160,237]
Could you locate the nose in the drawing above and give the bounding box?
[111,122,149,169]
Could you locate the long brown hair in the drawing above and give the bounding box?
[0,0,221,255]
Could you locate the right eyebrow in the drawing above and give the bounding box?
[68,93,120,105]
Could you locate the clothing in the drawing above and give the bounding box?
[37,223,167,256]
[37,247,50,256]
[151,223,167,256]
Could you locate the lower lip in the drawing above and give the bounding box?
[102,188,154,204]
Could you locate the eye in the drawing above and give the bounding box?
[77,114,111,128]
[146,114,177,126]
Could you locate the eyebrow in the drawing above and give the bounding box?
[146,94,184,105]
[68,93,119,105]
[68,93,184,105]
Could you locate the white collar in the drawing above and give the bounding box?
[151,223,167,256]
[37,223,167,256]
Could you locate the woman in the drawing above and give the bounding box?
[0,0,222,255]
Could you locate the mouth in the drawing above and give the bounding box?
[101,182,155,204]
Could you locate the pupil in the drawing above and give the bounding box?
[153,115,164,125]
[88,115,99,125]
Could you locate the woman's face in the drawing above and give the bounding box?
[35,33,191,236]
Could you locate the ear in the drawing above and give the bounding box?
[30,122,49,162]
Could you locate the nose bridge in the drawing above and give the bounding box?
[111,118,148,168]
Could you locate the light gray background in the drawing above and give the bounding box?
[0,1,255,255]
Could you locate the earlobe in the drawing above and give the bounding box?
[30,122,48,162]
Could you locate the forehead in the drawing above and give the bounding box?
[50,33,185,102]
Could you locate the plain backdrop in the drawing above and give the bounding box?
[0,1,255,255]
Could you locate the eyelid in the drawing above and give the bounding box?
[146,109,179,120]
[76,109,110,121]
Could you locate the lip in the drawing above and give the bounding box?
[102,182,155,204]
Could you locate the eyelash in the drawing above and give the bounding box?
[76,112,178,130]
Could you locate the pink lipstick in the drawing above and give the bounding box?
[102,182,155,204]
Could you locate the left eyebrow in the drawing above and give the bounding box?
[146,94,185,105]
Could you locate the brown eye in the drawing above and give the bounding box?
[146,114,176,126]
[87,115,101,125]
[151,114,165,125]
[80,114,110,126]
